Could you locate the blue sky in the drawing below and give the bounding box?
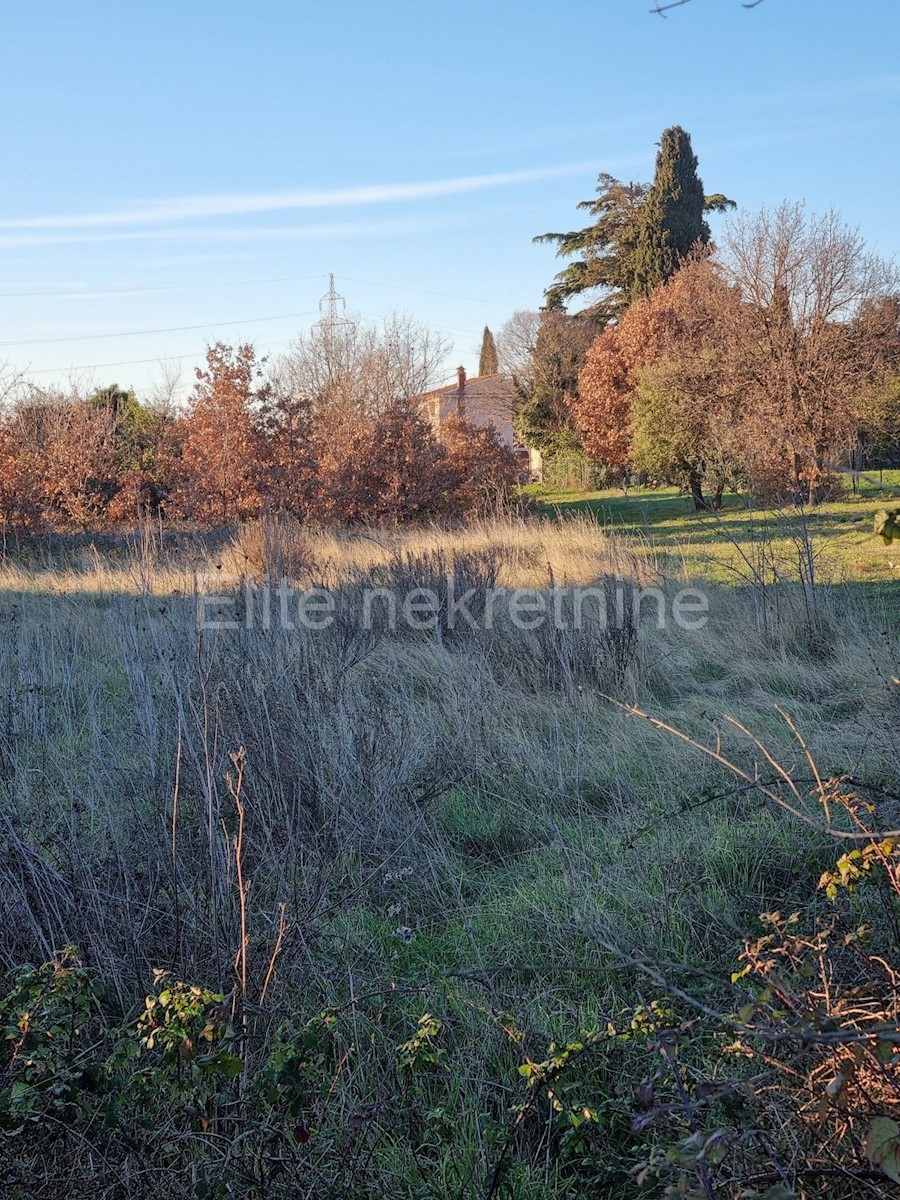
[2,0,898,394]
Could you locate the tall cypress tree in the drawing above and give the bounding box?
[632,126,732,300]
[479,325,499,375]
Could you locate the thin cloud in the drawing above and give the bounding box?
[0,213,477,250]
[0,163,596,232]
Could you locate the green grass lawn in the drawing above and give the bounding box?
[524,470,900,598]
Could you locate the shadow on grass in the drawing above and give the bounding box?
[849,575,900,606]
[0,571,895,625]
[535,490,892,543]
[0,524,242,572]
[535,489,701,526]
[643,512,877,548]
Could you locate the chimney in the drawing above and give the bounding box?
[456,365,467,420]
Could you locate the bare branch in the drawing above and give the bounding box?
[650,0,691,16]
[651,0,765,13]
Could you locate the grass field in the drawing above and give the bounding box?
[0,510,897,1197]
[525,469,900,599]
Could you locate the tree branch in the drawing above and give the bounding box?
[651,0,766,13]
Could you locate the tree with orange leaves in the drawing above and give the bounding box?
[574,257,736,504]
[175,342,269,525]
[573,278,677,472]
[440,414,522,515]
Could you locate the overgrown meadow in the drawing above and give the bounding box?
[0,502,898,1199]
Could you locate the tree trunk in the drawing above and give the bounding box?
[688,467,707,512]
[790,451,809,505]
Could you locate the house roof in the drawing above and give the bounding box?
[419,371,519,447]
[423,371,512,397]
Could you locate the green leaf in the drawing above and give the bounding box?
[874,509,897,544]
[867,1117,900,1183]
[213,1052,244,1078]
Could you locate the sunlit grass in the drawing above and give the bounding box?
[525,470,900,594]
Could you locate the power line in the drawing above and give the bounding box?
[0,273,327,301]
[1,273,511,357]
[22,337,295,377]
[340,274,516,309]
[15,277,495,377]
[0,309,319,348]
[0,272,517,314]
[352,308,483,338]
[22,317,484,376]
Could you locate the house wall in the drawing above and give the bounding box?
[424,373,518,448]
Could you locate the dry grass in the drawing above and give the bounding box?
[0,514,894,971]
[0,513,660,595]
[0,514,896,1196]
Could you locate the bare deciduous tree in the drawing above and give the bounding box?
[496,310,542,384]
[146,358,185,419]
[720,203,896,500]
[274,310,449,443]
[0,360,25,412]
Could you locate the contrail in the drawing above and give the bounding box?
[0,162,604,232]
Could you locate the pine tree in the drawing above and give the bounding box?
[535,175,648,324]
[632,126,733,300]
[536,131,733,320]
[478,326,499,375]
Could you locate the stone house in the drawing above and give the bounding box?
[420,366,542,478]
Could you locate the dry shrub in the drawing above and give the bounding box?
[310,400,462,524]
[440,412,523,514]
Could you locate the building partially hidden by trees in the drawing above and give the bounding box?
[0,146,898,531]
[418,366,536,478]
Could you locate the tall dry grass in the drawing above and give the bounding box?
[0,513,894,976]
[0,513,896,1196]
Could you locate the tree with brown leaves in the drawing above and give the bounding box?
[9,389,121,529]
[312,401,460,524]
[0,418,43,537]
[440,414,523,515]
[628,261,744,508]
[720,203,896,502]
[573,262,721,474]
[175,343,269,525]
[257,362,318,519]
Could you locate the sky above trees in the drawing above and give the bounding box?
[2,0,898,394]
